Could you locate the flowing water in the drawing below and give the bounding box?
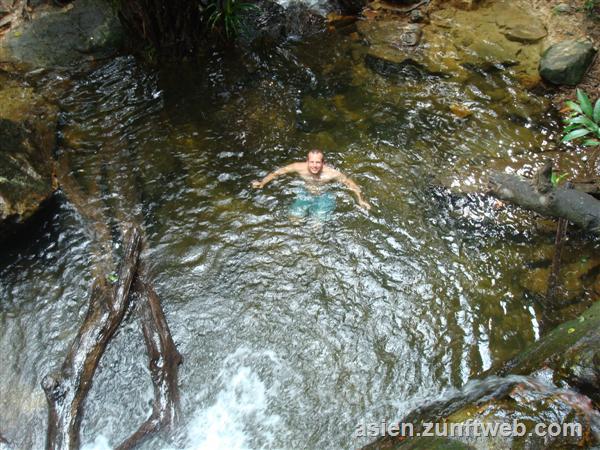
[1,26,599,450]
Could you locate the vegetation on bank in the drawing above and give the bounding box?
[563,89,600,147]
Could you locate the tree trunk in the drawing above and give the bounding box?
[488,161,600,235]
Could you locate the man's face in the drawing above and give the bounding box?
[307,153,324,176]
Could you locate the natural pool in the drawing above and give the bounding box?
[1,23,599,450]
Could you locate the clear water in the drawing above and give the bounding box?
[1,29,598,450]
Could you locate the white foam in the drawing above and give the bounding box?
[81,348,286,450]
[176,348,285,450]
[81,435,111,450]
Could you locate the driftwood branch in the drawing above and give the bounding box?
[116,274,183,450]
[41,225,143,450]
[488,161,600,234]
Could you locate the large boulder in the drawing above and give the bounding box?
[539,40,597,86]
[0,75,58,238]
[0,0,123,69]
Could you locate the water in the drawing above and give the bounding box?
[1,28,599,450]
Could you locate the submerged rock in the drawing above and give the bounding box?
[539,40,597,86]
[0,75,58,237]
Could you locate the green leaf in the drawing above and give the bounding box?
[562,128,592,142]
[594,98,600,123]
[577,88,593,118]
[107,273,118,283]
[583,139,600,147]
[563,123,582,133]
[567,115,599,131]
[565,100,582,114]
[550,172,568,187]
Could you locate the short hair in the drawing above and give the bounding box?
[307,148,324,159]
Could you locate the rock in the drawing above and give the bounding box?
[240,0,326,48]
[409,9,425,23]
[0,0,123,69]
[450,103,472,118]
[363,375,600,449]
[400,24,422,46]
[539,40,597,86]
[364,53,430,80]
[334,0,367,15]
[0,75,57,238]
[495,6,547,43]
[501,300,600,404]
[449,0,482,10]
[554,3,571,14]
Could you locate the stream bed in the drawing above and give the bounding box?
[1,24,599,450]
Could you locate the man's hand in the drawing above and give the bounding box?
[251,180,264,189]
[359,199,371,211]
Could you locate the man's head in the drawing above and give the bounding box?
[306,149,324,176]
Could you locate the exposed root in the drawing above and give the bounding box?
[116,272,183,450]
[42,225,143,450]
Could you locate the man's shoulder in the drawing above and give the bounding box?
[323,165,343,178]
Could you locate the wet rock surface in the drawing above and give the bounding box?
[495,5,547,43]
[501,300,600,405]
[0,0,122,69]
[358,0,547,85]
[0,74,58,237]
[363,375,600,449]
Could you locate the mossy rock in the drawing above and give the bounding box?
[539,40,597,86]
[0,0,123,69]
[0,77,58,236]
[501,300,600,404]
[362,375,599,449]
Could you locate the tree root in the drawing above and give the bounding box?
[116,272,183,450]
[42,225,143,450]
[40,223,183,449]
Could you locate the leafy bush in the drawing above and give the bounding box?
[562,88,600,147]
[206,0,257,39]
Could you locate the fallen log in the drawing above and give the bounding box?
[488,161,600,235]
[116,274,183,450]
[41,225,142,450]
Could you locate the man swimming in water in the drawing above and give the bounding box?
[251,149,371,215]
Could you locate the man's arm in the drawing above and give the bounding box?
[251,163,299,188]
[335,171,371,210]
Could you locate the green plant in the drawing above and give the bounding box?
[583,0,599,17]
[551,172,568,187]
[562,88,600,147]
[206,0,257,39]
